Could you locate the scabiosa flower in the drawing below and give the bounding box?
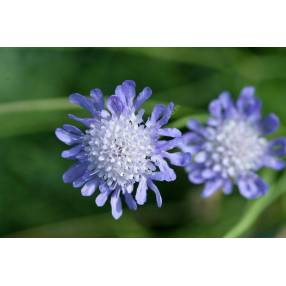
[55,80,190,219]
[180,86,286,199]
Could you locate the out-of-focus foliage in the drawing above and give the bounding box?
[0,48,286,237]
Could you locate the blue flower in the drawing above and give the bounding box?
[180,86,286,199]
[56,80,190,219]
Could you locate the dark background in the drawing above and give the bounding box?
[1,48,286,237]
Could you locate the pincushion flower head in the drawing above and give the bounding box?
[180,86,286,199]
[55,80,190,219]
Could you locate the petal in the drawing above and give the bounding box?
[147,179,162,208]
[63,124,83,135]
[69,93,97,116]
[223,179,233,194]
[158,128,182,138]
[122,80,136,107]
[68,114,96,127]
[107,95,124,116]
[188,168,205,184]
[237,86,261,121]
[187,119,208,137]
[201,179,223,198]
[81,179,99,197]
[209,92,235,119]
[163,151,191,167]
[55,128,82,145]
[134,87,152,110]
[237,173,268,199]
[110,189,123,220]
[114,80,136,109]
[90,88,104,110]
[135,176,148,205]
[149,103,174,128]
[95,183,112,206]
[61,144,83,159]
[124,193,137,210]
[95,191,110,207]
[72,171,94,188]
[201,169,216,180]
[63,162,87,184]
[156,137,182,152]
[269,137,286,156]
[259,113,280,135]
[263,155,285,170]
[152,156,176,182]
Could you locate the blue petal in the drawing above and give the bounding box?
[107,95,124,116]
[63,162,88,184]
[163,151,191,167]
[152,156,176,182]
[72,171,94,188]
[147,179,162,208]
[209,92,235,119]
[259,113,280,135]
[90,88,104,110]
[156,137,182,152]
[223,179,233,194]
[95,184,111,207]
[262,155,285,170]
[81,179,99,196]
[134,87,152,110]
[188,168,205,184]
[149,103,174,128]
[122,80,136,107]
[237,173,268,199]
[269,137,286,156]
[69,93,97,116]
[201,179,223,198]
[110,189,123,220]
[55,128,82,145]
[158,128,182,138]
[124,193,137,210]
[187,119,208,137]
[61,144,83,159]
[115,80,136,109]
[237,86,261,121]
[68,114,96,127]
[135,176,148,205]
[63,124,83,135]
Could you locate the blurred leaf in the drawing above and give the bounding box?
[114,48,251,72]
[6,213,151,238]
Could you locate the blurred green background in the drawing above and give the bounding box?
[1,47,286,238]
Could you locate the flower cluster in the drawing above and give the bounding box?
[180,86,286,199]
[56,80,190,219]
[56,82,286,219]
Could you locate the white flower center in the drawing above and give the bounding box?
[84,113,154,190]
[195,118,268,179]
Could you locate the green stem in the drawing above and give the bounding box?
[224,173,286,238]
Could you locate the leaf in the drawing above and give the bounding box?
[6,213,151,238]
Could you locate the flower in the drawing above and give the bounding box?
[55,80,190,219]
[180,86,286,199]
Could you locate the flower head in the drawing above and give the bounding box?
[180,86,286,199]
[56,80,190,219]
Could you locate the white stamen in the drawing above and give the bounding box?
[84,113,155,190]
[200,118,268,179]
